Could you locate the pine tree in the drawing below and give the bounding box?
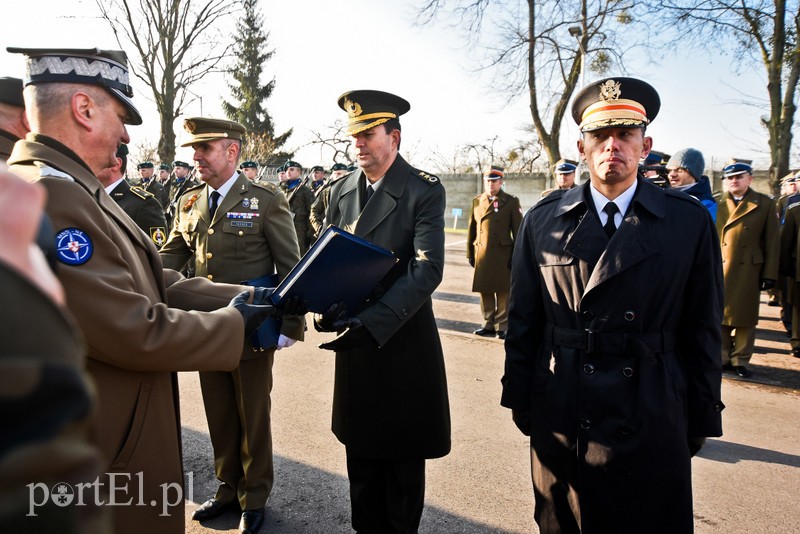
[223,0,292,162]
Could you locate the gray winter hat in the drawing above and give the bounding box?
[667,148,705,181]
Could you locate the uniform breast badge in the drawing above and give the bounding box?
[242,198,250,208]
[248,197,259,210]
[183,194,199,212]
[55,228,93,266]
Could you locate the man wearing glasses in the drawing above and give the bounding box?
[716,161,779,377]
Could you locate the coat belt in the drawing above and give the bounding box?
[546,325,676,357]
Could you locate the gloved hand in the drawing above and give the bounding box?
[468,257,474,267]
[276,334,297,350]
[319,321,376,351]
[253,288,308,317]
[512,409,531,437]
[760,278,776,291]
[229,290,276,336]
[314,301,360,332]
[688,436,706,457]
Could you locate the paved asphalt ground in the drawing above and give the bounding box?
[182,231,800,533]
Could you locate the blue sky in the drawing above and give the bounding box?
[1,0,795,172]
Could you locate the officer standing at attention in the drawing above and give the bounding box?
[0,77,27,163]
[137,161,169,209]
[541,158,578,197]
[316,89,451,534]
[468,165,523,339]
[502,77,724,533]
[7,46,279,534]
[157,162,172,187]
[279,160,315,254]
[240,160,260,181]
[160,117,304,534]
[97,144,168,247]
[310,162,350,238]
[716,160,779,377]
[310,164,326,193]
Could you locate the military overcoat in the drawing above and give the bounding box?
[109,179,168,247]
[467,189,523,292]
[279,181,315,254]
[8,134,245,534]
[716,188,780,326]
[324,154,451,459]
[502,180,725,533]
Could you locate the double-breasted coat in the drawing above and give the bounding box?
[8,134,246,534]
[502,180,725,533]
[324,154,451,459]
[467,189,523,292]
[716,188,780,326]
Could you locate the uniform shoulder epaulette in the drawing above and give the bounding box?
[532,188,564,209]
[251,181,279,193]
[130,185,154,200]
[412,168,439,185]
[182,181,205,194]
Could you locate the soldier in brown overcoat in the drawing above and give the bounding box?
[716,161,780,377]
[467,165,523,338]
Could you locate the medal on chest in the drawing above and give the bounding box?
[493,200,499,213]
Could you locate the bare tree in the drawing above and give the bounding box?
[97,0,239,164]
[417,0,638,168]
[657,0,800,190]
[303,120,355,165]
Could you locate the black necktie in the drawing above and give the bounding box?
[209,191,221,219]
[603,202,619,238]
[364,184,374,209]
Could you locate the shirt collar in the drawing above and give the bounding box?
[365,174,385,192]
[589,179,638,218]
[209,171,238,200]
[105,176,126,195]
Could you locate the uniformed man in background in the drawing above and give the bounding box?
[0,77,27,163]
[309,162,350,238]
[240,160,259,181]
[160,117,304,534]
[468,165,523,339]
[137,161,169,210]
[317,89,451,534]
[717,160,780,377]
[7,46,278,534]
[97,144,168,247]
[541,158,578,197]
[279,160,315,254]
[310,164,326,193]
[157,162,171,187]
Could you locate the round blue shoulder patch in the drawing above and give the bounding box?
[56,228,93,266]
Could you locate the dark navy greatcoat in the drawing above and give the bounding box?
[502,179,725,533]
[324,154,451,460]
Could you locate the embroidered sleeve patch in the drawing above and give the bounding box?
[150,227,167,247]
[56,228,93,265]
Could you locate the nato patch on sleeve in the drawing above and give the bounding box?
[55,228,93,266]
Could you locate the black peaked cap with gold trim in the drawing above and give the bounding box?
[7,47,142,125]
[571,77,660,132]
[337,90,410,135]
[181,117,246,147]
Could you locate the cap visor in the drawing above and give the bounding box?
[581,118,647,132]
[109,88,142,125]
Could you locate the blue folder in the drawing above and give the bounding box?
[270,225,398,314]
[242,274,281,350]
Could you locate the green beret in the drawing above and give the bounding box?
[172,160,191,168]
[137,162,154,169]
[240,161,258,169]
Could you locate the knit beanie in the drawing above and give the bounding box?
[667,148,705,181]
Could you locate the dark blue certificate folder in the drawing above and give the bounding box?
[270,225,398,313]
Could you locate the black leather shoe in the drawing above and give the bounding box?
[473,327,496,337]
[192,499,235,521]
[721,363,734,372]
[733,365,751,378]
[792,349,800,359]
[496,330,507,340]
[240,509,264,534]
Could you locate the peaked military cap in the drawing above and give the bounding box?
[240,161,258,169]
[337,89,410,135]
[158,163,170,171]
[484,165,505,180]
[137,161,154,169]
[727,157,753,166]
[172,160,191,168]
[116,144,129,158]
[723,162,752,178]
[555,159,579,174]
[331,163,348,172]
[0,77,24,107]
[780,172,796,184]
[571,77,660,132]
[643,150,670,166]
[7,47,142,125]
[285,160,302,170]
[180,117,245,147]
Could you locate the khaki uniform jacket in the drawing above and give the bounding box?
[9,134,245,534]
[160,173,304,348]
[109,179,168,247]
[467,189,523,293]
[716,188,780,326]
[0,263,109,533]
[0,129,17,164]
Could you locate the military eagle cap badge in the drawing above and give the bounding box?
[344,98,363,118]
[599,79,622,101]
